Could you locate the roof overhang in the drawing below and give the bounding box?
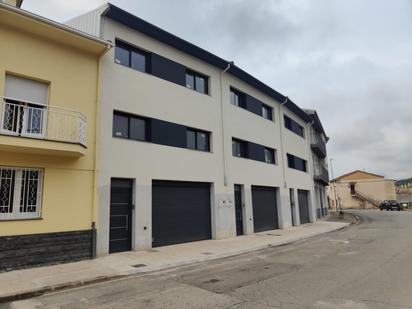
[103,3,311,123]
[0,2,111,55]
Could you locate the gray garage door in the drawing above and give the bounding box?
[152,180,211,247]
[251,186,279,232]
[298,189,310,224]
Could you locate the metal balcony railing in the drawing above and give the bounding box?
[313,164,329,184]
[1,99,87,146]
[310,132,327,158]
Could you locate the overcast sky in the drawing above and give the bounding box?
[23,0,412,180]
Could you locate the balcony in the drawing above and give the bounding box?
[313,164,329,185]
[0,99,87,157]
[310,132,327,158]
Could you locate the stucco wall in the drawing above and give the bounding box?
[0,22,100,236]
[96,18,316,254]
[328,179,396,209]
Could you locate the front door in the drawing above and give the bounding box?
[234,185,243,236]
[109,179,133,253]
[298,189,310,224]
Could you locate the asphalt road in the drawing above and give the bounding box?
[5,210,412,309]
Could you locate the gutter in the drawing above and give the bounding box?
[0,2,112,47]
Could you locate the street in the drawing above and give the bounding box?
[6,210,412,309]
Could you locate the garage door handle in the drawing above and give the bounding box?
[125,215,128,231]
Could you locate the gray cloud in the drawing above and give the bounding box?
[22,0,412,179]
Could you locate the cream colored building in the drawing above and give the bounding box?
[328,170,396,210]
[0,0,110,270]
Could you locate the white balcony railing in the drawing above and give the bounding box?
[1,99,87,146]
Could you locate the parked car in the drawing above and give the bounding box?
[379,200,401,211]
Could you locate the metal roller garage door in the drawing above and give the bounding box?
[152,180,211,247]
[298,189,310,224]
[251,186,279,232]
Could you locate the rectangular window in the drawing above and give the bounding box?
[2,75,48,138]
[115,40,148,73]
[284,115,304,138]
[113,112,148,141]
[0,167,43,220]
[232,139,247,158]
[230,88,245,108]
[262,104,273,120]
[264,147,275,164]
[186,129,210,151]
[287,153,307,172]
[185,70,209,94]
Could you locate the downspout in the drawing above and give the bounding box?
[91,43,112,258]
[278,97,288,190]
[220,61,233,186]
[306,119,316,221]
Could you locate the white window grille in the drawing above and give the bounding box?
[0,167,43,220]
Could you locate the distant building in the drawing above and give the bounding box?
[395,178,412,206]
[327,170,396,209]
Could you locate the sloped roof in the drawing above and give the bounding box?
[331,170,384,182]
[303,109,328,141]
[102,3,312,123]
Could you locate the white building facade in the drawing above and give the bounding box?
[68,4,322,255]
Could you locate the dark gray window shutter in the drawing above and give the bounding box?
[150,54,186,86]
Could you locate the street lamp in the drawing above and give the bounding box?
[329,158,342,214]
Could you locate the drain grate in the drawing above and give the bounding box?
[131,264,147,268]
[202,252,213,255]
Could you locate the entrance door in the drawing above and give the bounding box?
[298,189,310,224]
[289,188,296,226]
[234,185,244,236]
[109,179,133,253]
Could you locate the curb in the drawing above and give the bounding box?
[0,221,351,303]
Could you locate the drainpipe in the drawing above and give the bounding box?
[278,97,288,190]
[306,119,316,221]
[91,43,112,258]
[220,61,234,186]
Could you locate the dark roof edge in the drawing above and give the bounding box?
[303,109,328,140]
[103,3,311,123]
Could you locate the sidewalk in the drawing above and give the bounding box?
[0,220,349,302]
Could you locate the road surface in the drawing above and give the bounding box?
[5,210,412,308]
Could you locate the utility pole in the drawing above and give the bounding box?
[329,158,342,214]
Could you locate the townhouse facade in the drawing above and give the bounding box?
[304,109,329,218]
[67,4,326,255]
[0,1,110,270]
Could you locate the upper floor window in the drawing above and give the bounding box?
[186,129,210,152]
[115,40,148,73]
[264,147,275,164]
[232,138,247,158]
[284,115,304,138]
[262,104,273,120]
[287,153,307,172]
[0,167,43,220]
[185,70,208,94]
[230,88,245,108]
[2,75,48,138]
[113,112,148,141]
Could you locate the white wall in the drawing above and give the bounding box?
[95,18,317,255]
